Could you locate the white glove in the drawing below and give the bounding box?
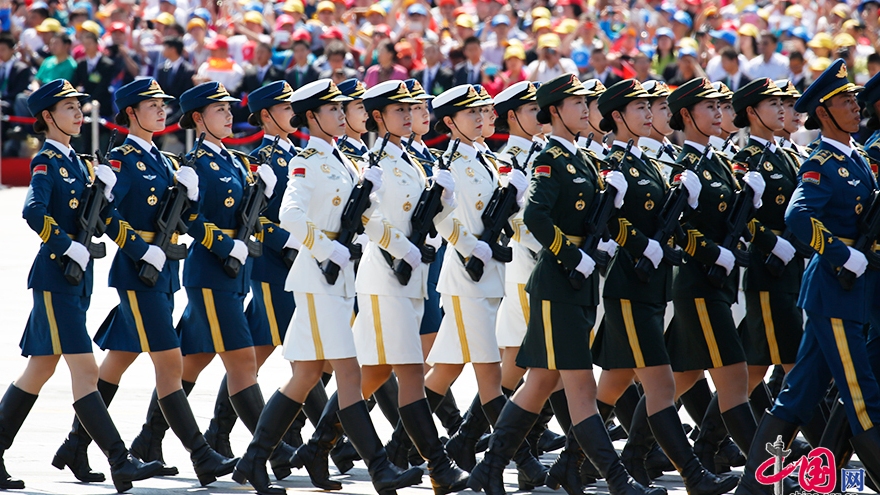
[742,171,765,209]
[403,243,422,269]
[470,240,493,264]
[715,246,736,275]
[327,240,351,269]
[679,170,702,209]
[508,169,528,206]
[94,164,116,201]
[283,234,302,250]
[354,233,369,248]
[434,169,456,206]
[604,170,628,208]
[643,238,663,269]
[229,239,248,265]
[843,247,868,278]
[426,233,443,249]
[363,166,383,193]
[597,239,619,257]
[64,241,90,271]
[141,245,167,272]
[575,251,596,277]
[175,167,199,201]
[770,236,796,265]
[257,164,277,198]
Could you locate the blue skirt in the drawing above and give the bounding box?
[20,291,93,356]
[420,243,445,336]
[93,290,179,353]
[245,280,294,347]
[177,288,253,355]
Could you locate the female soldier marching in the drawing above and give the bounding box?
[52,78,238,486]
[4,79,163,492]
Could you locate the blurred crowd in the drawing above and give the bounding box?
[2,0,880,156]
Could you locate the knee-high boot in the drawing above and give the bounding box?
[615,384,642,434]
[445,392,490,472]
[204,375,236,458]
[0,384,38,489]
[749,383,773,422]
[372,375,401,427]
[531,400,565,456]
[692,395,727,473]
[290,392,345,490]
[228,384,296,481]
[52,378,117,482]
[819,399,854,492]
[548,389,594,492]
[130,380,194,476]
[468,401,539,495]
[434,389,463,436]
[734,411,800,495]
[720,403,757,460]
[283,380,327,448]
[73,391,164,493]
[679,378,712,435]
[400,399,469,495]
[850,426,880,488]
[232,392,303,495]
[481,395,547,490]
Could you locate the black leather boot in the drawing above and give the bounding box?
[734,410,799,495]
[52,379,117,482]
[850,426,880,488]
[290,392,344,490]
[680,379,712,435]
[400,399,469,495]
[385,418,414,470]
[819,399,854,491]
[532,400,565,456]
[800,403,828,448]
[649,406,741,495]
[444,392,490,472]
[204,375,236,458]
[692,395,727,473]
[547,427,590,495]
[720,403,757,458]
[0,384,38,489]
[74,391,164,493]
[130,381,193,476]
[373,375,401,427]
[476,395,547,490]
[232,391,303,495]
[159,389,238,486]
[433,389,463,436]
[749,383,773,423]
[284,380,328,448]
[572,415,667,495]
[338,400,424,494]
[620,396,655,486]
[766,365,785,399]
[615,384,642,434]
[468,401,538,495]
[228,384,296,481]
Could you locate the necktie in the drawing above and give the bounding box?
[471,67,479,84]
[852,151,872,178]
[153,147,173,177]
[424,69,433,95]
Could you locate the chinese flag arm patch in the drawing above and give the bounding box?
[109,160,122,172]
[32,164,47,176]
[732,163,747,174]
[293,167,306,177]
[802,171,821,185]
[534,165,551,177]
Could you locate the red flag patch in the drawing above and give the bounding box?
[802,171,821,185]
[535,165,551,178]
[293,167,306,177]
[32,164,47,176]
[109,160,122,172]
[499,166,512,174]
[732,163,747,173]
[872,163,878,176]
[672,173,682,185]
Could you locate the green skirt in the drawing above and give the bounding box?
[593,299,670,369]
[516,294,596,371]
[665,297,746,372]
[740,290,804,366]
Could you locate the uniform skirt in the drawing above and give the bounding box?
[426,295,501,365]
[496,282,530,348]
[420,244,445,335]
[282,292,357,361]
[353,294,424,365]
[741,290,804,365]
[592,299,669,369]
[21,291,93,356]
[665,297,746,372]
[93,290,179,353]
[177,288,253,355]
[516,295,596,370]
[245,280,294,348]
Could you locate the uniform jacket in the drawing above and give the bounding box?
[500,135,543,286]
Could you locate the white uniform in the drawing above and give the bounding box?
[495,135,542,348]
[427,141,505,365]
[353,141,453,365]
[279,136,375,361]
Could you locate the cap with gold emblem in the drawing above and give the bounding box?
[27,79,90,116]
[597,79,652,118]
[115,78,174,112]
[712,81,734,100]
[433,84,490,121]
[667,77,725,115]
[580,78,606,103]
[337,78,366,100]
[493,81,537,116]
[180,81,240,114]
[404,78,433,100]
[246,80,294,114]
[641,80,671,99]
[536,73,590,111]
[362,80,421,114]
[774,79,801,99]
[473,84,494,105]
[732,78,788,127]
[794,58,863,115]
[289,79,352,116]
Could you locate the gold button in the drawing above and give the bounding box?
[50,254,56,260]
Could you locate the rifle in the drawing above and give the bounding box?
[386,138,459,285]
[633,145,712,283]
[63,130,116,285]
[281,141,303,269]
[222,135,279,278]
[464,144,526,282]
[838,189,880,289]
[138,132,205,286]
[764,229,814,278]
[705,141,771,288]
[320,132,390,285]
[569,139,633,290]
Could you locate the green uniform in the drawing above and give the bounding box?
[736,139,805,366]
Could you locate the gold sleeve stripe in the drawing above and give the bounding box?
[449,218,464,246]
[549,226,564,255]
[362,215,370,225]
[39,216,58,243]
[189,214,198,221]
[202,223,220,250]
[379,220,393,249]
[810,217,829,254]
[684,229,703,257]
[259,217,273,225]
[511,219,523,242]
[105,218,112,225]
[614,218,632,246]
[115,220,134,249]
[304,221,318,250]
[748,218,758,239]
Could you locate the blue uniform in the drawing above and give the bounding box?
[177,142,257,355]
[92,137,198,353]
[21,142,97,356]
[244,136,298,347]
[778,138,880,434]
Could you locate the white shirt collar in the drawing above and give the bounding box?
[685,139,714,159]
[474,141,490,153]
[264,134,292,152]
[308,136,339,155]
[339,134,366,150]
[466,60,481,72]
[87,53,101,67]
[506,134,534,154]
[127,134,156,153]
[406,138,427,155]
[166,56,183,70]
[821,136,853,156]
[750,135,777,153]
[588,139,607,158]
[550,135,578,155]
[613,140,641,159]
[202,139,229,156]
[639,136,662,154]
[45,138,75,156]
[451,140,477,160]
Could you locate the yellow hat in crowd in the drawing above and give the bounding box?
[36,18,62,33]
[808,32,835,49]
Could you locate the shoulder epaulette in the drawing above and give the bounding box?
[681,152,699,165]
[429,148,444,159]
[812,149,834,166]
[117,144,141,155]
[507,146,526,157]
[735,145,762,161]
[196,148,213,158]
[298,148,318,159]
[449,151,464,163]
[40,149,63,160]
[258,146,273,162]
[547,145,570,159]
[607,150,625,163]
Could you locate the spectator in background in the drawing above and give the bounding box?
[107,22,140,85]
[452,35,485,85]
[718,46,750,91]
[0,32,33,115]
[665,47,703,86]
[789,51,808,93]
[482,14,512,67]
[239,41,284,94]
[632,51,660,83]
[868,52,880,78]
[196,36,244,93]
[284,37,320,90]
[737,23,760,61]
[73,31,116,118]
[748,30,790,80]
[395,40,421,77]
[411,39,453,96]
[35,32,75,85]
[364,39,408,87]
[19,2,50,55]
[652,27,677,77]
[319,40,359,80]
[496,44,528,90]
[581,45,621,86]
[527,34,577,83]
[156,36,194,122]
[184,18,211,68]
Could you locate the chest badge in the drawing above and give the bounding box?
[703,170,712,180]
[137,161,147,171]
[718,201,728,212]
[763,162,773,171]
[575,199,586,210]
[278,157,287,167]
[770,173,783,180]
[573,177,586,183]
[403,201,412,212]
[775,194,786,205]
[637,179,650,186]
[856,203,864,214]
[567,164,577,174]
[475,200,484,211]
[59,167,68,178]
[224,197,235,208]
[848,179,861,187]
[839,167,850,178]
[645,199,655,210]
[321,163,331,173]
[466,167,475,177]
[63,177,76,184]
[393,168,403,177]
[629,167,639,177]
[147,194,158,206]
[210,162,220,171]
[69,198,79,209]
[332,196,342,206]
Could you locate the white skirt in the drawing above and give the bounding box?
[427,295,502,365]
[495,283,530,348]
[283,292,357,361]
[353,293,424,365]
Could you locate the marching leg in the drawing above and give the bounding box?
[204,374,236,458]
[52,378,117,482]
[0,384,38,489]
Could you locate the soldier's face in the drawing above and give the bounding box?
[618,99,653,138]
[267,103,295,133]
[685,100,722,137]
[650,98,673,136]
[751,97,784,132]
[344,101,368,134]
[133,98,167,133]
[480,105,496,138]
[557,95,589,134]
[779,99,800,135]
[378,103,413,137]
[47,98,84,135]
[199,102,233,137]
[411,103,430,136]
[316,103,347,136]
[719,101,737,133]
[513,102,541,136]
[449,107,483,141]
[824,93,861,133]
